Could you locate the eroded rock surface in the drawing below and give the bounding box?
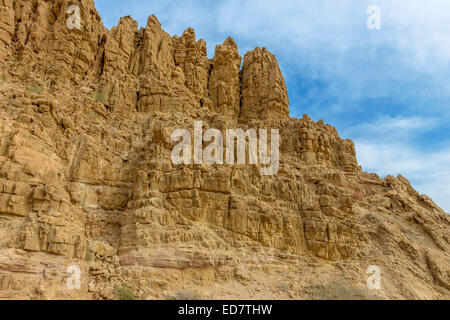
[0,0,448,300]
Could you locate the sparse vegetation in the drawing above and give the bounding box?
[88,111,100,119]
[276,282,290,292]
[115,284,135,300]
[95,91,108,104]
[174,289,203,300]
[85,248,93,261]
[302,280,377,300]
[27,85,43,94]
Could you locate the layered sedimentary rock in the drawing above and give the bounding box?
[209,37,241,119]
[0,0,448,300]
[240,47,290,122]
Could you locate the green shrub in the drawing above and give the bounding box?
[85,248,93,261]
[115,284,135,300]
[302,280,374,300]
[27,86,43,94]
[175,289,203,300]
[95,91,108,104]
[276,282,290,292]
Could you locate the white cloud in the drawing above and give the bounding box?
[355,140,450,213]
[345,116,440,140]
[383,0,450,69]
[346,115,450,212]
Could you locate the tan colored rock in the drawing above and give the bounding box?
[426,250,450,290]
[0,0,15,60]
[174,27,210,99]
[0,0,448,300]
[208,37,241,119]
[240,47,290,122]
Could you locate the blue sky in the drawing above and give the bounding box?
[94,0,450,212]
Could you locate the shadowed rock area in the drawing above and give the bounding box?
[0,0,448,300]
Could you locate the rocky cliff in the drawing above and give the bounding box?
[0,0,448,300]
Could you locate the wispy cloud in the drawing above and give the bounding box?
[355,140,450,212]
[345,116,441,140]
[347,115,449,211]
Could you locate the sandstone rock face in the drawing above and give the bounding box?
[240,47,290,122]
[0,0,448,300]
[209,37,241,119]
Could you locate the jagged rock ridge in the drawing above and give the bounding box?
[0,0,448,300]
